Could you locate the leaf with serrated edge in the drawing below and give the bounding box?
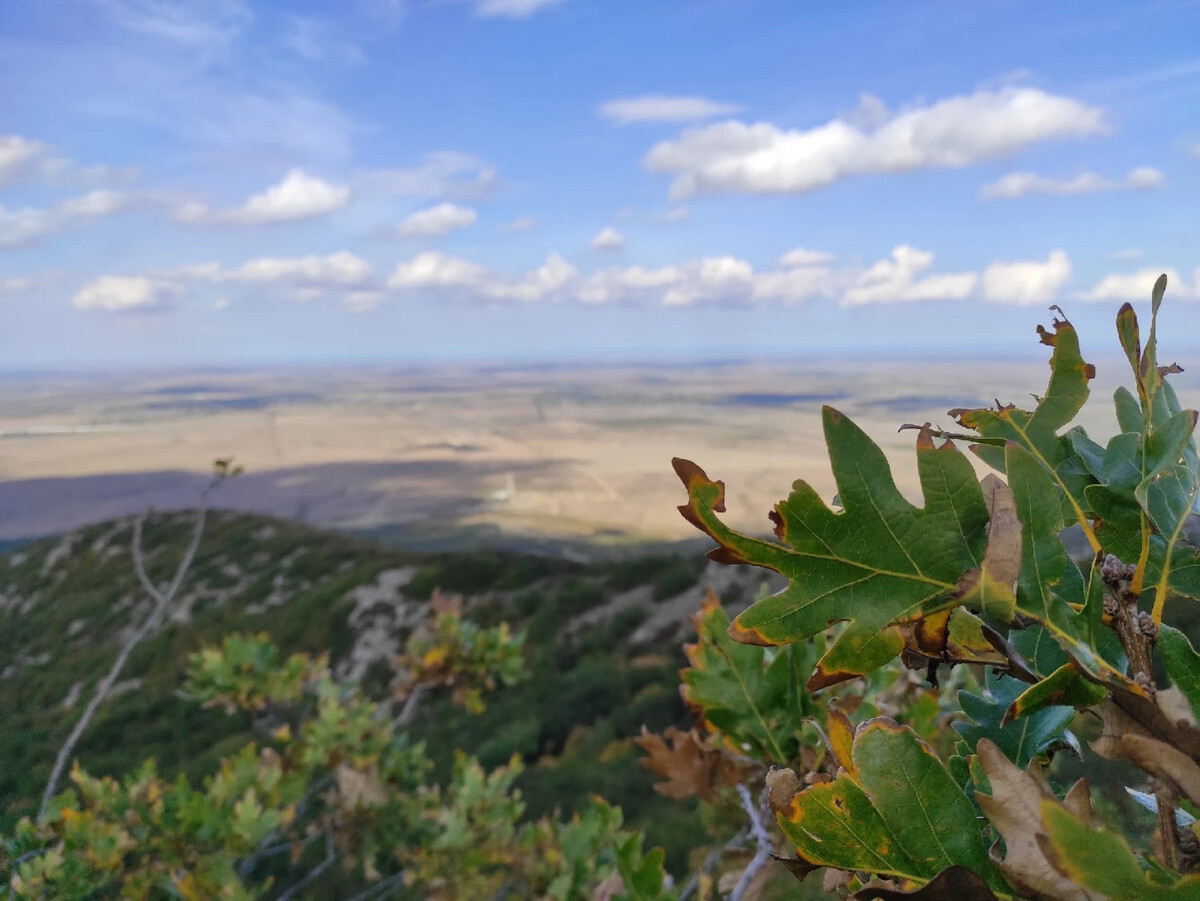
[1005,443,1138,692]
[973,739,1094,901]
[1039,797,1200,897]
[949,311,1099,553]
[679,591,811,764]
[778,719,1002,891]
[674,413,991,690]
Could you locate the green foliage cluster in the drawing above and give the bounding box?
[661,277,1200,896]
[6,276,1200,899]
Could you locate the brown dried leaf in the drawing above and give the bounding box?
[1090,700,1200,807]
[974,740,1098,901]
[634,726,742,801]
[855,866,1000,900]
[335,763,388,811]
[765,766,801,816]
[1061,778,1094,825]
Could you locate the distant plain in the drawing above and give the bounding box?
[0,354,1196,546]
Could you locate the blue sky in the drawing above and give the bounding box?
[0,0,1198,368]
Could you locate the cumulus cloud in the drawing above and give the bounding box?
[599,95,743,126]
[579,256,837,307]
[591,226,626,251]
[1077,267,1197,302]
[357,152,497,200]
[397,203,478,238]
[842,246,977,306]
[577,265,683,305]
[645,87,1107,198]
[72,275,179,312]
[980,166,1164,199]
[472,0,564,17]
[181,251,372,287]
[779,247,834,267]
[982,250,1071,305]
[0,190,134,248]
[175,169,351,225]
[387,251,576,302]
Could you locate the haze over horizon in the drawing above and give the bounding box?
[2,1,1198,369]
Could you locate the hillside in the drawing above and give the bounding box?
[0,509,779,873]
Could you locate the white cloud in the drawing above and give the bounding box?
[387,252,488,290]
[72,275,179,312]
[1078,267,1197,302]
[397,203,478,238]
[842,246,977,306]
[0,135,47,185]
[489,254,577,302]
[981,166,1164,199]
[472,0,564,18]
[663,257,754,307]
[577,265,682,305]
[94,0,251,48]
[344,290,384,312]
[780,247,834,267]
[591,226,626,251]
[599,95,743,126]
[184,251,372,286]
[499,215,536,232]
[1191,141,1200,159]
[284,15,366,65]
[0,276,36,293]
[982,250,1071,305]
[387,251,576,302]
[175,169,351,225]
[752,265,838,304]
[1113,248,1143,261]
[645,87,1107,198]
[0,190,134,248]
[357,152,497,200]
[663,207,688,222]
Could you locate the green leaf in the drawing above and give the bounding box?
[1005,663,1108,722]
[1005,444,1133,690]
[679,594,814,764]
[674,414,995,690]
[1040,798,1200,897]
[954,664,1078,769]
[777,718,1002,891]
[1159,625,1200,721]
[949,311,1099,553]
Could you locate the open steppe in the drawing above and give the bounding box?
[0,353,1196,546]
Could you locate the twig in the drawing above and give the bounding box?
[275,828,335,901]
[344,872,406,901]
[392,683,427,729]
[40,483,217,820]
[729,784,773,901]
[678,828,748,901]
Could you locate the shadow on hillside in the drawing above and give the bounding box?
[0,458,565,540]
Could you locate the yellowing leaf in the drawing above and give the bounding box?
[777,718,1002,892]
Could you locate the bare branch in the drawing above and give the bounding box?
[344,872,405,901]
[275,828,335,901]
[728,784,773,901]
[678,827,748,901]
[40,480,219,820]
